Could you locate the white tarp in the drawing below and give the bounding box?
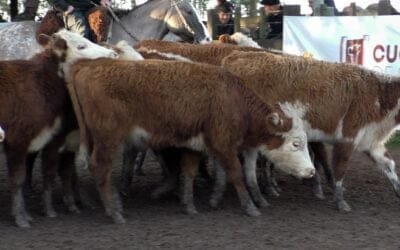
[283,16,400,76]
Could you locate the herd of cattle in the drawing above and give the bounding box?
[1,29,400,228]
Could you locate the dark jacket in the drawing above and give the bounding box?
[265,6,283,39]
[49,0,100,12]
[217,18,234,36]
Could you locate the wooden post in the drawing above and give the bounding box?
[249,0,258,17]
[234,5,241,33]
[320,4,334,16]
[378,0,392,15]
[9,0,18,21]
[283,5,301,16]
[350,2,357,16]
[311,0,323,15]
[258,7,266,41]
[207,9,218,40]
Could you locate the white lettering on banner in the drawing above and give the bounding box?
[283,16,400,76]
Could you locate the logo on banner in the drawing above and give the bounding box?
[340,36,369,65]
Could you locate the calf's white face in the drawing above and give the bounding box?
[41,29,119,77]
[262,117,315,179]
[54,29,118,62]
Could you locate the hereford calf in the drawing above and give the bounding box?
[131,40,322,201]
[222,51,400,211]
[0,29,117,228]
[66,58,314,223]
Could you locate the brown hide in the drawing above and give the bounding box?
[133,40,262,65]
[0,48,74,226]
[68,58,291,154]
[87,6,110,43]
[35,10,64,46]
[0,49,69,147]
[222,51,400,140]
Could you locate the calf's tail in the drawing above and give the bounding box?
[66,82,91,169]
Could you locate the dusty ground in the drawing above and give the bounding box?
[0,148,400,249]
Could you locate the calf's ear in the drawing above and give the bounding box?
[51,35,68,51]
[267,112,283,127]
[38,33,51,46]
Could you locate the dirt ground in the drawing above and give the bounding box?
[1,147,400,249]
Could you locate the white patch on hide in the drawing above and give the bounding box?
[374,99,380,109]
[354,99,400,151]
[28,117,62,152]
[144,48,192,62]
[0,125,5,142]
[62,130,80,152]
[182,134,206,151]
[115,40,144,61]
[230,32,261,48]
[129,127,150,149]
[278,101,308,120]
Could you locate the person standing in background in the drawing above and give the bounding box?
[49,0,110,39]
[215,1,235,36]
[260,0,283,39]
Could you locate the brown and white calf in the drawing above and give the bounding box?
[66,58,314,222]
[131,40,320,202]
[222,50,400,211]
[0,29,118,228]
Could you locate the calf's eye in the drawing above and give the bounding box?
[77,44,87,50]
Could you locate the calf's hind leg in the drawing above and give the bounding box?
[332,142,354,212]
[89,141,125,224]
[4,145,32,228]
[242,149,269,208]
[213,149,260,217]
[366,145,400,197]
[180,151,201,215]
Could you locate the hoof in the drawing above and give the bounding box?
[185,206,199,215]
[246,204,261,217]
[24,212,34,222]
[120,188,130,198]
[16,217,31,228]
[150,191,162,200]
[255,198,270,208]
[209,198,219,208]
[262,186,280,197]
[46,210,58,218]
[68,205,81,214]
[268,187,280,197]
[336,200,352,212]
[112,213,126,224]
[313,190,325,200]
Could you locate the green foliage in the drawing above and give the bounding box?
[385,131,400,149]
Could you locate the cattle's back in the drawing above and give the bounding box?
[0,21,43,60]
[222,51,383,137]
[134,40,263,65]
[69,58,248,138]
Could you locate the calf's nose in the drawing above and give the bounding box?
[302,167,315,179]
